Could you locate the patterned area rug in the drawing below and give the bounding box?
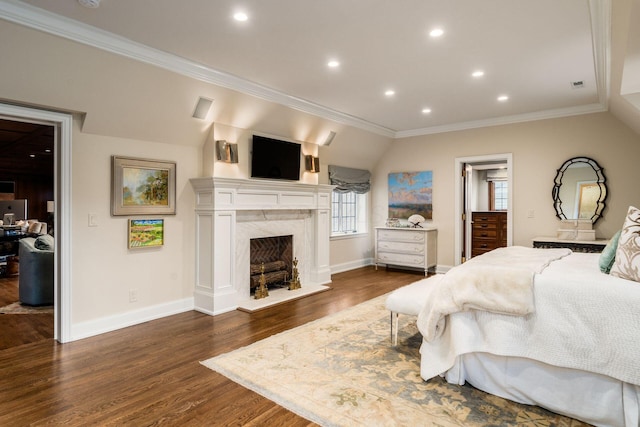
[202,295,588,427]
[0,302,53,314]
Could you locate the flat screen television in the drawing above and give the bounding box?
[251,135,301,181]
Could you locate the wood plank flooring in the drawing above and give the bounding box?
[0,276,54,349]
[0,266,423,426]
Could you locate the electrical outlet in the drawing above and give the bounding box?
[527,210,535,218]
[129,289,138,303]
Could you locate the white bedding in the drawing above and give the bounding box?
[417,249,640,385]
[418,246,570,341]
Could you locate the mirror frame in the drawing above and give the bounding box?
[552,156,607,224]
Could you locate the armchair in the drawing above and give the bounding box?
[18,235,54,306]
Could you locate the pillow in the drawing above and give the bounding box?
[610,206,640,282]
[34,234,54,251]
[28,221,43,234]
[599,230,621,274]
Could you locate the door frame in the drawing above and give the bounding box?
[454,153,513,266]
[0,103,72,343]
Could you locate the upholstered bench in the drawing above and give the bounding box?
[385,274,444,345]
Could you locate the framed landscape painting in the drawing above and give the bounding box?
[388,171,433,220]
[128,219,164,248]
[112,156,176,216]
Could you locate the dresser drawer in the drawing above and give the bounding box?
[472,240,501,252]
[377,240,425,254]
[376,252,425,267]
[473,214,499,224]
[472,247,495,257]
[377,229,425,243]
[472,222,497,231]
[472,228,498,239]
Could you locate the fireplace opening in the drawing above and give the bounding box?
[249,235,293,293]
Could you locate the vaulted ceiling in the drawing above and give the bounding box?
[3,0,616,138]
[1,0,639,140]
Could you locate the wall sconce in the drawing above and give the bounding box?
[46,201,55,213]
[305,155,320,173]
[216,140,238,163]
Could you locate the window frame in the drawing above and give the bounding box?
[330,190,368,238]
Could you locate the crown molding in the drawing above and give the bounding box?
[0,0,610,140]
[0,0,396,138]
[395,103,607,138]
[589,0,611,108]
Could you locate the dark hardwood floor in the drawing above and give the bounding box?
[0,266,423,426]
[0,275,54,350]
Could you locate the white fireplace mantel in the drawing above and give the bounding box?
[190,177,334,315]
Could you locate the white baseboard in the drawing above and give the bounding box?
[331,258,374,274]
[70,297,194,342]
[335,259,451,276]
[435,264,452,274]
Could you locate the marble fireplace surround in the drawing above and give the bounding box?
[190,177,333,314]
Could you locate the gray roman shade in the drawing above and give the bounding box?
[328,165,371,194]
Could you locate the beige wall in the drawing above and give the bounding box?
[71,120,199,324]
[0,19,391,336]
[373,112,640,267]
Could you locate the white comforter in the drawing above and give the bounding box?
[417,248,640,386]
[417,246,571,341]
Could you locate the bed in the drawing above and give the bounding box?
[415,246,640,427]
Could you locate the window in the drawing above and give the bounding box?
[331,191,367,236]
[490,180,508,210]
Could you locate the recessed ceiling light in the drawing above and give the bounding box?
[29,154,36,158]
[472,70,485,78]
[429,28,444,38]
[497,95,509,102]
[385,90,395,97]
[327,60,340,68]
[422,108,432,114]
[233,12,248,21]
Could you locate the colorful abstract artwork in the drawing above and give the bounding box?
[388,171,433,220]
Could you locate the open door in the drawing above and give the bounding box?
[454,154,513,266]
[461,163,472,263]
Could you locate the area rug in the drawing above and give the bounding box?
[0,302,53,314]
[201,295,587,427]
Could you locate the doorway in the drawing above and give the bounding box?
[454,154,513,266]
[0,103,72,343]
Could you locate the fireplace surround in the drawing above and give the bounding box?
[190,177,333,314]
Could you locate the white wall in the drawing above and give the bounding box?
[373,112,640,267]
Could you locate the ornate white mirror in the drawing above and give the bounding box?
[552,157,607,224]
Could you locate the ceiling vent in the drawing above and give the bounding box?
[570,81,585,89]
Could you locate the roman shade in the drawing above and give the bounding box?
[328,165,371,194]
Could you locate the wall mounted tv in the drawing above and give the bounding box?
[251,135,301,181]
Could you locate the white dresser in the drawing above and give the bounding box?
[375,227,437,275]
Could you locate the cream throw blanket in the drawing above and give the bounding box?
[417,246,571,342]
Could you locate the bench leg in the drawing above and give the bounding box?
[390,311,399,346]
